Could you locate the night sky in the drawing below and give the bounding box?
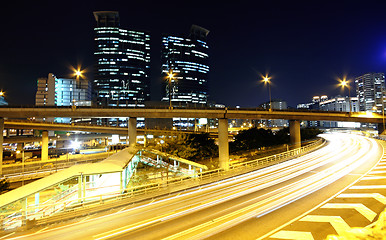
[2,1,386,108]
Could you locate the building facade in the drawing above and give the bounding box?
[355,72,385,113]
[259,99,288,127]
[35,73,92,123]
[0,92,8,106]
[93,11,150,107]
[161,25,209,106]
[36,73,91,107]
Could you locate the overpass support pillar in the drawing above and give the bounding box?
[0,118,3,176]
[289,120,301,149]
[128,117,137,147]
[218,118,229,171]
[41,130,48,162]
[378,123,386,135]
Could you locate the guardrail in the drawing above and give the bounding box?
[1,138,325,229]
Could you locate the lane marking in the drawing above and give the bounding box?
[300,215,350,236]
[269,230,314,240]
[257,137,383,240]
[118,207,127,212]
[350,185,386,189]
[321,203,376,221]
[337,193,386,204]
[368,170,386,174]
[0,233,15,239]
[36,226,49,233]
[79,216,92,223]
[361,176,386,180]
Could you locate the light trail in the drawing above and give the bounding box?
[6,133,382,240]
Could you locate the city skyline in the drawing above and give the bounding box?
[1,1,386,107]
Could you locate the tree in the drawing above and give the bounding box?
[301,127,323,140]
[159,133,218,162]
[230,127,275,152]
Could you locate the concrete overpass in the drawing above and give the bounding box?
[0,106,384,122]
[0,106,384,173]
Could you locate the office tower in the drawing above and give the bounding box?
[35,73,92,123]
[161,25,209,106]
[355,73,385,113]
[36,73,91,107]
[93,11,150,107]
[259,99,288,127]
[0,92,8,106]
[319,96,358,112]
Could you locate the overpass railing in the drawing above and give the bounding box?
[0,138,325,229]
[2,151,111,182]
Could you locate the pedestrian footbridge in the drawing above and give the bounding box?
[0,147,207,230]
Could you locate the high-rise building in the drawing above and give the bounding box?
[161,25,209,106]
[318,96,360,128]
[355,72,385,113]
[36,73,91,107]
[35,73,92,123]
[0,92,8,106]
[93,11,150,107]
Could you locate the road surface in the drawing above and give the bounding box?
[4,133,383,240]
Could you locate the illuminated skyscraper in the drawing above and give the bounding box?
[355,72,385,112]
[35,73,92,123]
[93,11,150,107]
[161,25,209,106]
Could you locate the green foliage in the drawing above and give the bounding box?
[0,178,10,194]
[159,133,218,161]
[230,127,322,153]
[230,127,291,152]
[300,127,323,140]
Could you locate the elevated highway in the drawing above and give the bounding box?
[0,106,384,172]
[0,106,384,123]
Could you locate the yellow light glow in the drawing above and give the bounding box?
[340,80,348,87]
[70,65,85,79]
[168,73,174,79]
[0,91,3,97]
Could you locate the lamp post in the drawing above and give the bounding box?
[167,70,175,109]
[263,76,272,111]
[340,78,352,113]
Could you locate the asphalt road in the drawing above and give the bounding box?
[5,133,383,240]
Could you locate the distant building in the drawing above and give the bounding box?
[355,73,385,129]
[298,95,360,128]
[93,11,150,107]
[355,73,385,112]
[161,25,210,106]
[259,99,288,127]
[319,96,359,112]
[0,92,8,106]
[36,73,91,107]
[319,96,360,128]
[35,73,92,122]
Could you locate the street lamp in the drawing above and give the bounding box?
[262,75,272,111]
[167,70,175,109]
[340,78,352,113]
[73,67,84,80]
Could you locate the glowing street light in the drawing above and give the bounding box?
[262,75,272,111]
[0,91,4,97]
[167,70,176,109]
[74,69,84,80]
[339,77,352,113]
